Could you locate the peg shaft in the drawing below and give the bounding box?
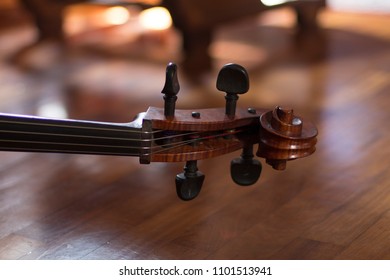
[225,93,239,118]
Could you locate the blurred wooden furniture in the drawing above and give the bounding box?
[19,0,326,73]
[163,0,326,74]
[19,0,87,41]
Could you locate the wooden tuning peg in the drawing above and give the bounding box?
[176,160,205,201]
[230,144,262,186]
[216,63,249,118]
[162,62,180,119]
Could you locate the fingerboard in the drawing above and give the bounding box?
[0,113,146,157]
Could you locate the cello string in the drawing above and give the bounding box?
[0,116,231,143]
[0,112,251,157]
[146,129,242,156]
[0,112,257,143]
[0,118,159,135]
[0,128,203,143]
[0,130,243,156]
[0,146,143,156]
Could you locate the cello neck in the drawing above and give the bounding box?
[0,113,145,157]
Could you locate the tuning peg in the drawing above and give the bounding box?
[162,62,180,119]
[216,63,249,118]
[231,145,262,186]
[176,160,205,201]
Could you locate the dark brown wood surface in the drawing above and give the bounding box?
[0,8,390,259]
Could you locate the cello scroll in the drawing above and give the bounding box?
[257,106,318,170]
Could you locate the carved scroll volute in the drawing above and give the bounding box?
[257,106,318,170]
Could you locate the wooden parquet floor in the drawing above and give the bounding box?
[0,8,389,259]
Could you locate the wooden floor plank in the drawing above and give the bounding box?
[304,171,390,246]
[269,238,346,260]
[0,234,42,260]
[335,211,390,260]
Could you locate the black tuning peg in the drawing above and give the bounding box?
[176,160,205,201]
[216,63,249,118]
[231,145,262,186]
[162,62,180,119]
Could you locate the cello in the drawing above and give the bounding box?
[0,63,317,200]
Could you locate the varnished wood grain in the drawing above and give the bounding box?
[0,8,390,260]
[145,107,264,131]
